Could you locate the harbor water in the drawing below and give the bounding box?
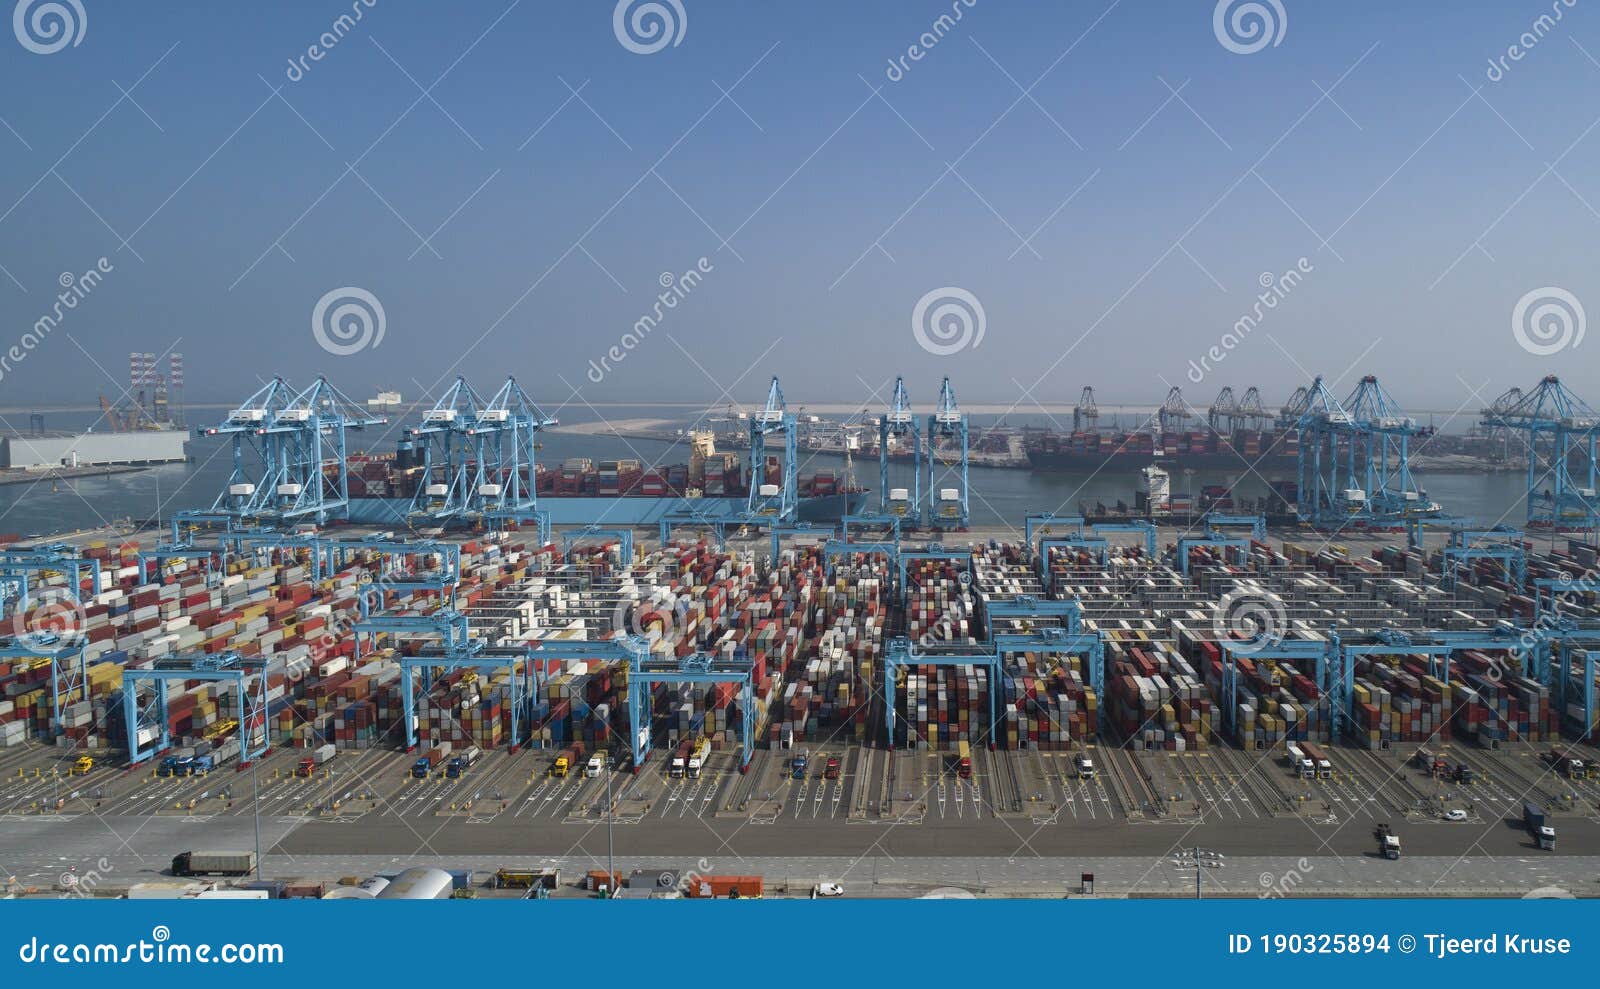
[0,406,1534,538]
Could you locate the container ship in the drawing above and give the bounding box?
[333,432,867,526]
[1026,426,1299,474]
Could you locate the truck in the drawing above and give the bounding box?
[824,755,842,780]
[791,750,808,780]
[445,745,482,779]
[552,742,584,778]
[1544,749,1585,780]
[584,753,603,778]
[171,850,257,878]
[1453,763,1473,785]
[685,875,763,899]
[1524,802,1557,850]
[1375,824,1401,860]
[669,739,693,779]
[956,740,972,779]
[297,743,336,777]
[411,748,449,779]
[1301,741,1333,779]
[70,755,93,776]
[1075,752,1095,780]
[1286,742,1314,779]
[687,738,711,779]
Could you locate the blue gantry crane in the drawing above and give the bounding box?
[925,377,970,530]
[331,535,461,618]
[876,377,922,527]
[122,652,270,766]
[409,376,557,526]
[561,526,635,567]
[1440,526,1527,591]
[222,530,337,581]
[1481,375,1600,531]
[0,635,87,733]
[195,376,384,526]
[628,651,758,772]
[398,639,538,751]
[1341,375,1435,521]
[747,376,797,520]
[0,544,104,600]
[897,542,972,604]
[1292,374,1437,527]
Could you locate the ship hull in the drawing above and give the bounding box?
[345,490,868,527]
[1028,451,1297,474]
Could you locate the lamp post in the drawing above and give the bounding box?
[1175,847,1224,899]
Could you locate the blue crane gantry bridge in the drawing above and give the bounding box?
[1291,374,1437,528]
[408,376,557,533]
[1481,375,1600,531]
[524,636,758,771]
[122,652,270,766]
[876,376,922,528]
[925,377,970,530]
[190,376,384,528]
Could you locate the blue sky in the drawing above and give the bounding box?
[1,0,1598,416]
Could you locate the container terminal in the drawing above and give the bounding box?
[1,371,1599,900]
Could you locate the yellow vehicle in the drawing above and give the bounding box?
[70,756,93,776]
[204,719,238,741]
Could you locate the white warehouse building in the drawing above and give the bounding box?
[1,431,190,469]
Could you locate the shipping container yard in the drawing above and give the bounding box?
[4,509,1600,899]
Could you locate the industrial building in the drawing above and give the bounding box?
[1,429,190,469]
